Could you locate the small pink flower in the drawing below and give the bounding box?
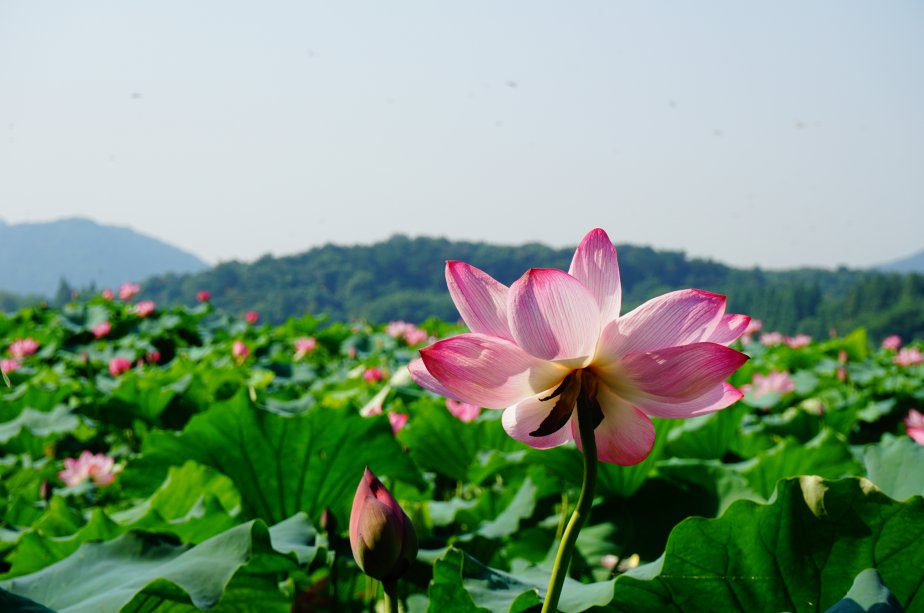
[58,451,118,487]
[740,319,763,344]
[119,282,141,300]
[894,347,924,367]
[9,338,40,359]
[882,335,902,351]
[0,359,22,373]
[759,332,784,346]
[403,327,429,346]
[905,409,924,445]
[364,367,384,383]
[101,288,114,300]
[197,290,211,302]
[386,321,410,338]
[388,412,409,434]
[244,311,260,324]
[742,371,795,400]
[92,321,112,339]
[232,340,250,360]
[133,301,156,318]
[446,399,481,422]
[146,350,160,364]
[294,337,317,359]
[108,357,132,377]
[784,334,812,348]
[386,321,429,345]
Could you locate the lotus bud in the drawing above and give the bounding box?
[349,467,417,582]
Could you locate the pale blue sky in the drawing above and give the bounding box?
[1,1,922,269]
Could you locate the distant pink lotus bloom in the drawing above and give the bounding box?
[410,228,750,466]
[101,288,114,300]
[294,337,317,359]
[905,409,924,445]
[58,451,118,487]
[403,326,429,346]
[446,399,481,423]
[741,318,763,344]
[363,367,384,383]
[742,370,796,400]
[108,357,132,377]
[92,321,112,339]
[386,321,410,338]
[882,335,902,351]
[119,282,141,300]
[388,412,409,434]
[9,338,40,359]
[759,332,784,346]
[197,290,212,302]
[0,358,22,374]
[232,340,250,360]
[894,347,924,367]
[133,301,156,318]
[244,311,260,324]
[386,321,429,345]
[784,334,812,348]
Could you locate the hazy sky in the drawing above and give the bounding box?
[2,1,922,270]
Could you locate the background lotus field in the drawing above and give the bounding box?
[0,296,922,612]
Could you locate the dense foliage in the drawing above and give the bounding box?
[132,236,924,341]
[1,295,922,611]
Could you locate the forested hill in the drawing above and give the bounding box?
[135,235,924,342]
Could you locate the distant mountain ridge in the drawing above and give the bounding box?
[876,249,924,274]
[0,217,208,296]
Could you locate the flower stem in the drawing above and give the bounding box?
[383,578,399,613]
[542,373,598,613]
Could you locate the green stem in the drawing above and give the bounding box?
[541,373,598,613]
[383,578,399,613]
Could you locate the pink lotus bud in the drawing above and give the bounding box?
[244,311,260,324]
[133,301,156,318]
[363,367,384,383]
[119,282,141,301]
[446,399,481,423]
[92,321,112,339]
[197,290,211,302]
[388,412,408,434]
[232,340,250,360]
[349,468,417,581]
[101,288,114,300]
[108,357,132,377]
[905,409,924,445]
[294,337,317,359]
[882,335,901,351]
[9,338,40,359]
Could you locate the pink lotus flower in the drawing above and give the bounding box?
[244,311,260,324]
[197,290,211,302]
[350,467,418,581]
[740,318,763,344]
[784,334,812,348]
[58,451,118,487]
[133,301,156,318]
[386,321,429,346]
[108,357,132,377]
[92,321,112,339]
[101,288,114,300]
[119,282,141,300]
[232,340,250,360]
[388,412,409,433]
[882,335,902,351]
[894,347,924,367]
[905,409,924,445]
[9,338,40,359]
[759,332,784,346]
[446,399,481,423]
[0,359,21,374]
[386,321,411,338]
[294,337,317,359]
[742,370,795,400]
[364,367,384,383]
[409,228,750,466]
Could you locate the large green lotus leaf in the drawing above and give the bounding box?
[739,430,862,499]
[861,435,924,502]
[0,405,79,446]
[666,404,749,460]
[823,568,903,613]
[0,587,56,612]
[0,515,318,613]
[132,389,422,526]
[609,477,923,612]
